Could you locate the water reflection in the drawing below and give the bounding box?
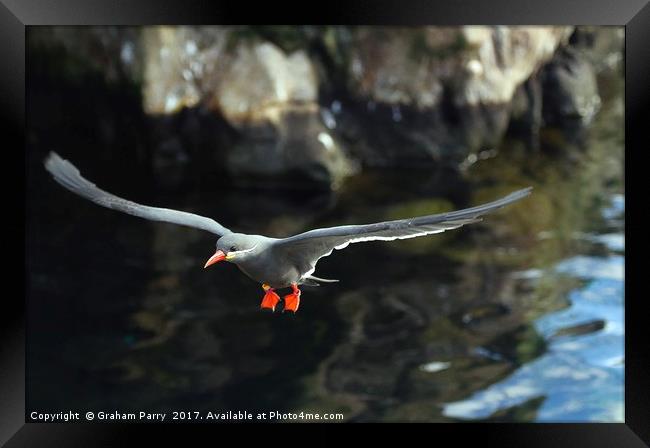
[443,195,624,422]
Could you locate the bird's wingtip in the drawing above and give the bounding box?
[44,151,63,171]
[515,186,534,197]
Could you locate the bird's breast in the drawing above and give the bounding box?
[234,256,302,289]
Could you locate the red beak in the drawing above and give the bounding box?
[204,250,227,268]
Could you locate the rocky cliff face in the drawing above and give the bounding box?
[328,26,573,167]
[28,26,621,190]
[138,27,356,189]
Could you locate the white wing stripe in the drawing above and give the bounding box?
[333,228,447,249]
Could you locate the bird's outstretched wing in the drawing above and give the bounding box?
[274,187,532,274]
[44,152,231,236]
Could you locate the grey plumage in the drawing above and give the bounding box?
[269,187,532,286]
[45,152,231,236]
[44,152,532,289]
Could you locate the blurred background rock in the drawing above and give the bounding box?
[27,25,622,189]
[26,26,624,422]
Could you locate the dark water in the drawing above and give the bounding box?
[27,81,623,423]
[443,193,623,421]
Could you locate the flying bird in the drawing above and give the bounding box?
[44,152,532,313]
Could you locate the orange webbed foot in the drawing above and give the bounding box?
[260,285,281,312]
[283,284,301,313]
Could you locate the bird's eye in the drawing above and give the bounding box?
[230,246,237,252]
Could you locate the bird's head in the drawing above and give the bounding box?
[204,233,259,268]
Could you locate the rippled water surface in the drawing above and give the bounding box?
[443,195,624,422]
[27,78,623,423]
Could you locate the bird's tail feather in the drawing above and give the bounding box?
[308,275,339,283]
[300,275,340,286]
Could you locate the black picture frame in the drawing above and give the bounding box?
[3,0,648,445]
